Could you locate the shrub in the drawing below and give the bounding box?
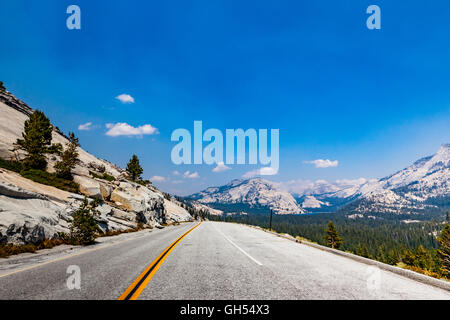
[54,132,79,180]
[89,171,115,182]
[0,158,22,173]
[401,249,416,266]
[0,239,67,258]
[69,198,101,245]
[20,169,79,193]
[0,160,79,193]
[135,179,150,186]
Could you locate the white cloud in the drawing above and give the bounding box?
[172,170,180,176]
[115,94,135,104]
[335,178,368,185]
[304,159,338,168]
[150,175,166,182]
[242,166,278,179]
[183,171,199,179]
[260,167,278,175]
[105,122,158,137]
[242,169,259,179]
[78,122,93,131]
[212,162,231,173]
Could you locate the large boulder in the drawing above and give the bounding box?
[110,181,166,226]
[99,182,112,200]
[96,203,138,230]
[73,175,103,200]
[110,207,138,222]
[87,161,106,173]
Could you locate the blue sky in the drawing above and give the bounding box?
[1,1,449,195]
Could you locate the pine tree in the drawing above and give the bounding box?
[0,81,5,91]
[414,245,432,270]
[356,242,364,256]
[54,132,80,180]
[70,198,100,245]
[437,223,450,277]
[126,154,143,181]
[362,244,371,259]
[387,248,400,265]
[401,249,415,266]
[15,110,55,170]
[376,245,387,263]
[324,221,343,249]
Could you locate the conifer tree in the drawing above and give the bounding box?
[70,198,100,245]
[324,220,343,249]
[437,223,450,277]
[126,154,143,181]
[376,245,387,263]
[54,132,80,180]
[356,242,364,256]
[401,249,415,266]
[0,81,5,91]
[16,110,54,170]
[387,248,399,265]
[362,244,371,259]
[414,245,433,270]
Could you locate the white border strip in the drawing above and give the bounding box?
[214,225,263,266]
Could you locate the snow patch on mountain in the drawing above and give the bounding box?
[301,196,330,208]
[343,144,449,215]
[189,177,305,214]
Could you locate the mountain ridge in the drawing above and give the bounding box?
[189,177,305,214]
[189,144,450,218]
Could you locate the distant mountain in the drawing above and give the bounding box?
[191,145,450,218]
[346,144,450,216]
[290,178,369,198]
[188,177,305,215]
[297,144,450,216]
[292,179,368,212]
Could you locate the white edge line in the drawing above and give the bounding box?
[0,235,139,278]
[214,225,263,266]
[0,223,194,278]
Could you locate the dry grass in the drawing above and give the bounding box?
[0,224,152,258]
[396,262,449,281]
[0,239,66,258]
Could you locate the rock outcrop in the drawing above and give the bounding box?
[0,90,193,245]
[0,180,68,245]
[73,175,104,200]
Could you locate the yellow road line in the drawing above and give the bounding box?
[118,222,202,300]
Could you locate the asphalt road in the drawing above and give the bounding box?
[0,221,449,300]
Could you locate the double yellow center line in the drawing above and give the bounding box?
[118,222,202,300]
